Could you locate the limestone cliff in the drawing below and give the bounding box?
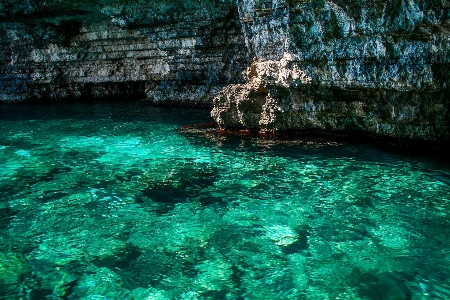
[0,0,248,105]
[1,0,449,140]
[214,0,450,140]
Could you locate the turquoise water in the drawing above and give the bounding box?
[1,102,450,299]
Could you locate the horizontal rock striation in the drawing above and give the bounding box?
[1,0,449,140]
[212,0,450,140]
[0,0,249,105]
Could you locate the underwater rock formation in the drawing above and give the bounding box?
[1,0,449,139]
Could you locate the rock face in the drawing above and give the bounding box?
[0,0,249,105]
[213,0,450,140]
[1,0,450,140]
[211,52,312,130]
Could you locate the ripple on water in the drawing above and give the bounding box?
[0,103,449,299]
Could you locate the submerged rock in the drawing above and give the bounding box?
[0,252,30,295]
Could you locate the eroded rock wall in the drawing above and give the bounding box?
[1,0,449,140]
[212,0,450,140]
[0,0,249,105]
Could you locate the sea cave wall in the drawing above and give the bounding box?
[0,0,249,106]
[213,0,450,140]
[1,0,449,140]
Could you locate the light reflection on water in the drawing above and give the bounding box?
[0,102,449,299]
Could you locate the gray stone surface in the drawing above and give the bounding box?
[213,0,450,140]
[1,0,449,140]
[0,0,248,105]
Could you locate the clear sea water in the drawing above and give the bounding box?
[1,101,450,299]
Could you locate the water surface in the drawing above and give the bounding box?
[1,102,450,299]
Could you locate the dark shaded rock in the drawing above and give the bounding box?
[119,248,203,289]
[350,270,413,300]
[280,228,309,254]
[0,207,19,229]
[138,161,221,213]
[0,0,249,104]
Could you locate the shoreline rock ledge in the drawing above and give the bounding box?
[1,0,449,141]
[211,49,450,141]
[211,53,313,131]
[211,0,450,141]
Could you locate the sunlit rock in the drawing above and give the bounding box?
[211,52,312,131]
[1,0,449,140]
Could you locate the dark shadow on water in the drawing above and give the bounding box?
[58,278,79,299]
[427,170,450,185]
[208,227,247,256]
[280,229,310,255]
[0,166,73,203]
[180,123,450,183]
[0,206,19,229]
[92,243,142,270]
[9,166,72,188]
[201,289,229,299]
[119,247,205,289]
[42,166,73,181]
[229,265,246,298]
[138,186,195,214]
[0,100,212,126]
[137,187,226,215]
[0,139,42,150]
[137,162,223,214]
[351,270,413,300]
[39,192,71,202]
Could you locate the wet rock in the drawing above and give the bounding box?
[1,0,450,140]
[211,0,450,140]
[211,52,312,131]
